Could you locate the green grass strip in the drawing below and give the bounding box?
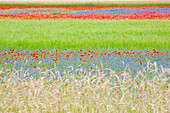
[0,3,169,7]
[0,19,169,50]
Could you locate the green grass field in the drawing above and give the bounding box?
[0,3,169,7]
[0,3,170,112]
[0,19,169,50]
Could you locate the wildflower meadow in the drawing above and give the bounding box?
[0,2,170,113]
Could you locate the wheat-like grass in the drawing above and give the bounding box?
[0,19,169,50]
[0,62,169,113]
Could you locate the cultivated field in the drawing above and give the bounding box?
[0,63,169,112]
[0,0,170,5]
[0,19,169,50]
[0,2,169,113]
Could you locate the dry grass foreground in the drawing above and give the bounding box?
[0,0,169,5]
[0,62,169,112]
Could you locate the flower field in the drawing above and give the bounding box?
[0,5,170,113]
[0,6,170,20]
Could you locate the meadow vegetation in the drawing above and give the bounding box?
[0,62,169,113]
[0,19,169,50]
[0,3,169,112]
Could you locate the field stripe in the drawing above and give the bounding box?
[0,0,170,5]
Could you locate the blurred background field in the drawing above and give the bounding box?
[0,0,170,4]
[0,0,170,6]
[0,19,169,50]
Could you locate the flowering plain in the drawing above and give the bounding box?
[0,5,170,113]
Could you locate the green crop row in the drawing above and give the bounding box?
[0,3,170,7]
[0,19,169,50]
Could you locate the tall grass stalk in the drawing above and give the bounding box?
[0,62,169,112]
